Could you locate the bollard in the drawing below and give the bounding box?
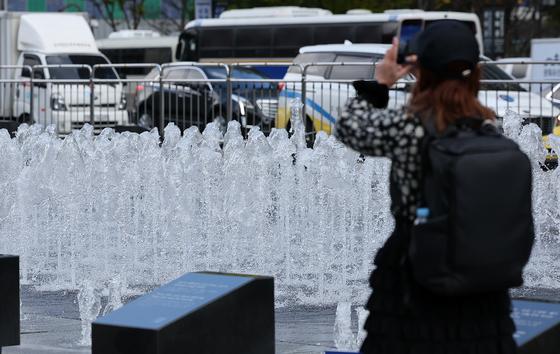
[0,255,20,352]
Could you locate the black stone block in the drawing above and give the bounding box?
[0,255,20,348]
[514,299,560,354]
[92,272,274,354]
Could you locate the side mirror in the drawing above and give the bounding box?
[32,69,47,87]
[175,41,183,61]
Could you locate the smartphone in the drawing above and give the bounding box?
[397,19,424,64]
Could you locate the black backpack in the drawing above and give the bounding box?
[409,118,535,295]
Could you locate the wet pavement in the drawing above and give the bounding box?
[4,286,559,354]
[3,286,346,354]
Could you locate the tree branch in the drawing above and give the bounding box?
[91,0,119,31]
[118,0,132,29]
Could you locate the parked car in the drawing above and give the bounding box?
[276,42,558,138]
[135,63,279,133]
[276,43,410,138]
[97,30,179,115]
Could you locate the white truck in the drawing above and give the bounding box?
[0,12,128,134]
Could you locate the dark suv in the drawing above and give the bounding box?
[134,64,278,133]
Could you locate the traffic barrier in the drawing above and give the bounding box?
[0,62,557,137]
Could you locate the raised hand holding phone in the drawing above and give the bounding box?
[375,38,416,87]
[397,19,423,64]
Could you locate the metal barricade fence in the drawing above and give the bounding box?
[286,61,560,142]
[228,62,305,135]
[0,62,558,138]
[0,66,32,130]
[157,63,231,135]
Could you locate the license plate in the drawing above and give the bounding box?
[83,114,109,122]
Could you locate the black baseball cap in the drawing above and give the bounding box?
[414,20,480,76]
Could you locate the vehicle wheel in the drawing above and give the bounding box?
[286,116,315,147]
[305,115,315,146]
[18,113,32,124]
[137,108,154,130]
[213,114,227,135]
[209,107,231,135]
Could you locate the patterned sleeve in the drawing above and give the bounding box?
[334,98,422,159]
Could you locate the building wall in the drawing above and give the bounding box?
[6,0,184,38]
[7,0,167,20]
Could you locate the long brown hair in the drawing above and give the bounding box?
[408,64,495,132]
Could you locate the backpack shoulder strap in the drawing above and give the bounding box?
[421,116,438,138]
[454,117,500,136]
[417,115,437,209]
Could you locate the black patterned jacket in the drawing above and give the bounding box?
[334,81,426,222]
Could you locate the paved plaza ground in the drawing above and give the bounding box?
[3,286,559,354]
[3,286,344,354]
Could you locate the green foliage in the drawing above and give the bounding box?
[62,0,86,12]
[26,0,47,12]
[91,0,147,29]
[545,3,560,29]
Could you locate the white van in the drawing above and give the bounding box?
[276,43,409,135]
[276,43,559,136]
[0,12,128,133]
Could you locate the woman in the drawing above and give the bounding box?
[335,21,517,354]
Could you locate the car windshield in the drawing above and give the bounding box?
[329,54,381,80]
[288,52,383,79]
[145,67,160,80]
[46,55,118,80]
[203,66,268,80]
[550,84,560,102]
[480,64,525,91]
[288,52,337,77]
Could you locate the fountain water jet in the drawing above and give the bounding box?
[0,110,557,345]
